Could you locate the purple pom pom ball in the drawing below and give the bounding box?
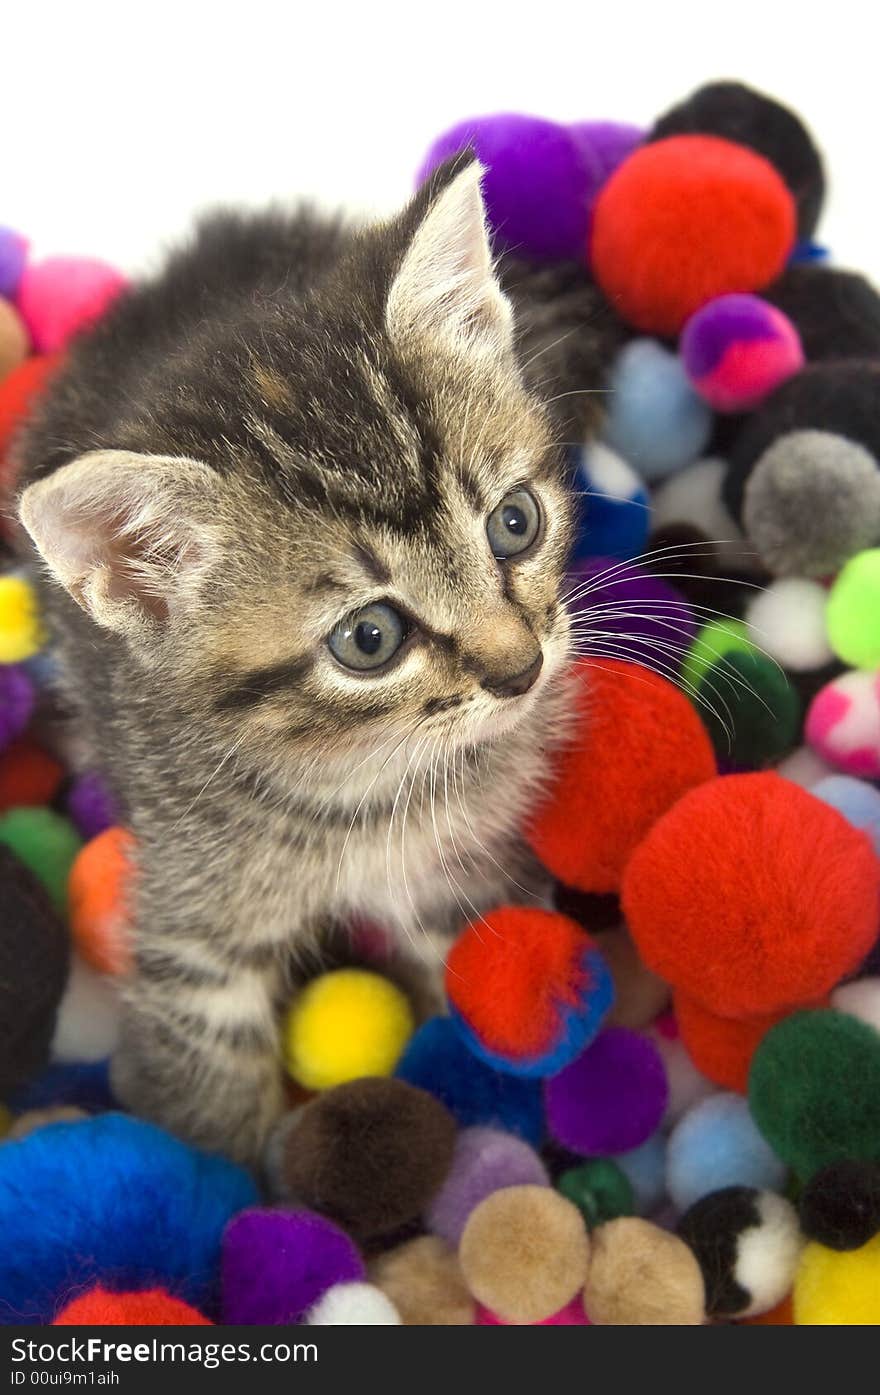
[0,665,36,752]
[0,228,28,300]
[565,558,696,668]
[417,113,599,262]
[65,770,119,840]
[681,293,804,413]
[545,1027,669,1156]
[425,1126,550,1246]
[221,1208,364,1324]
[569,121,644,188]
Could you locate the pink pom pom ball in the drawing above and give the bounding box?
[17,257,127,354]
[806,670,880,779]
[681,293,804,412]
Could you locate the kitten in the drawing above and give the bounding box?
[15,157,616,1164]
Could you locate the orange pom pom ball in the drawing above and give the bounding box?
[0,739,63,813]
[68,826,135,975]
[526,659,716,893]
[674,991,789,1094]
[623,773,880,1019]
[54,1285,212,1325]
[590,135,796,335]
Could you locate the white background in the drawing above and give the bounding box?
[5,1,878,281]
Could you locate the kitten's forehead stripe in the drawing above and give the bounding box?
[214,655,313,712]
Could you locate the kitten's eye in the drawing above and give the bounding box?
[486,489,542,560]
[328,602,408,672]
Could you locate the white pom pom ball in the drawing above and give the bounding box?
[745,577,833,672]
[307,1282,401,1325]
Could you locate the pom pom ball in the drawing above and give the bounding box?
[794,1233,880,1324]
[0,356,58,533]
[221,1208,363,1325]
[568,120,643,185]
[425,1126,550,1247]
[395,1015,543,1145]
[826,548,880,670]
[651,81,825,238]
[307,1282,401,1325]
[0,299,29,379]
[613,1134,668,1216]
[749,1009,880,1181]
[282,967,414,1090]
[370,1236,475,1325]
[831,978,880,1033]
[0,738,63,812]
[68,826,135,976]
[527,658,716,893]
[64,769,119,840]
[666,1094,787,1214]
[459,1185,590,1325]
[798,1160,880,1252]
[680,617,756,696]
[806,669,880,779]
[0,806,81,912]
[0,664,35,752]
[813,776,880,856]
[544,1027,667,1156]
[271,1077,457,1241]
[54,1287,211,1325]
[417,115,599,262]
[0,228,28,299]
[565,559,696,674]
[697,650,801,771]
[678,1187,803,1318]
[16,257,126,354]
[557,1158,635,1227]
[590,135,796,335]
[650,457,749,570]
[602,339,713,478]
[681,294,803,413]
[445,907,613,1077]
[568,442,649,563]
[766,263,880,362]
[600,924,670,1029]
[582,1217,705,1325]
[776,744,836,789]
[0,845,68,1095]
[0,575,45,664]
[674,991,786,1094]
[51,954,121,1063]
[745,577,832,672]
[649,1021,716,1126]
[623,773,880,1017]
[0,1113,257,1324]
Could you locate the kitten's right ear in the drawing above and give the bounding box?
[18,450,223,641]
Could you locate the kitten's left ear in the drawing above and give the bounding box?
[386,159,514,361]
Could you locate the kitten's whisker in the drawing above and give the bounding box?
[169,734,247,833]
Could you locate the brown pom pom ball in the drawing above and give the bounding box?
[459,1185,590,1324]
[370,1236,475,1325]
[583,1217,706,1324]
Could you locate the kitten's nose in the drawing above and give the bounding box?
[481,652,544,699]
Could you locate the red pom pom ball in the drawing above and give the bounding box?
[526,659,716,892]
[674,991,791,1094]
[623,773,880,1019]
[54,1285,212,1325]
[590,135,796,335]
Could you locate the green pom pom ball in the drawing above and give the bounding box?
[826,549,880,670]
[0,808,83,913]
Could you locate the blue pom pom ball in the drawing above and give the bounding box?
[569,442,650,564]
[614,1133,669,1215]
[812,775,880,857]
[603,339,713,480]
[0,1113,257,1324]
[395,1016,544,1145]
[666,1092,787,1214]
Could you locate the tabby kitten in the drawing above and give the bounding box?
[15,157,611,1165]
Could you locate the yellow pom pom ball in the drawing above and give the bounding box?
[794,1234,880,1325]
[0,576,45,663]
[282,968,415,1091]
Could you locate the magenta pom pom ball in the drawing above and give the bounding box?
[417,114,599,262]
[221,1208,363,1324]
[544,1027,669,1156]
[16,257,127,354]
[681,293,804,412]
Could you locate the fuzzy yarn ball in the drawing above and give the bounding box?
[806,669,880,779]
[650,457,749,571]
[370,1236,475,1326]
[68,826,135,976]
[557,1158,635,1228]
[745,577,832,672]
[666,1094,787,1214]
[273,1077,457,1241]
[569,120,643,186]
[602,339,713,478]
[681,294,803,412]
[64,770,118,841]
[674,992,786,1094]
[0,806,82,913]
[417,114,599,262]
[794,1233,880,1324]
[613,1135,669,1216]
[749,1010,880,1181]
[54,1287,211,1325]
[282,968,414,1090]
[0,228,28,299]
[16,257,126,353]
[446,907,613,1077]
[813,777,880,857]
[767,263,880,362]
[459,1185,590,1325]
[591,135,796,335]
[544,1027,667,1157]
[798,1160,880,1252]
[307,1282,400,1326]
[698,650,801,771]
[569,441,650,563]
[425,1127,550,1247]
[0,740,61,815]
[0,664,35,752]
[678,1187,803,1318]
[527,658,716,893]
[582,1217,705,1325]
[565,558,695,673]
[622,773,880,1018]
[395,1016,543,1145]
[0,1113,257,1324]
[680,618,756,695]
[826,549,880,670]
[0,575,45,664]
[221,1208,363,1325]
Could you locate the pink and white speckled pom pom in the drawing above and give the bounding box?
[806,670,880,779]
